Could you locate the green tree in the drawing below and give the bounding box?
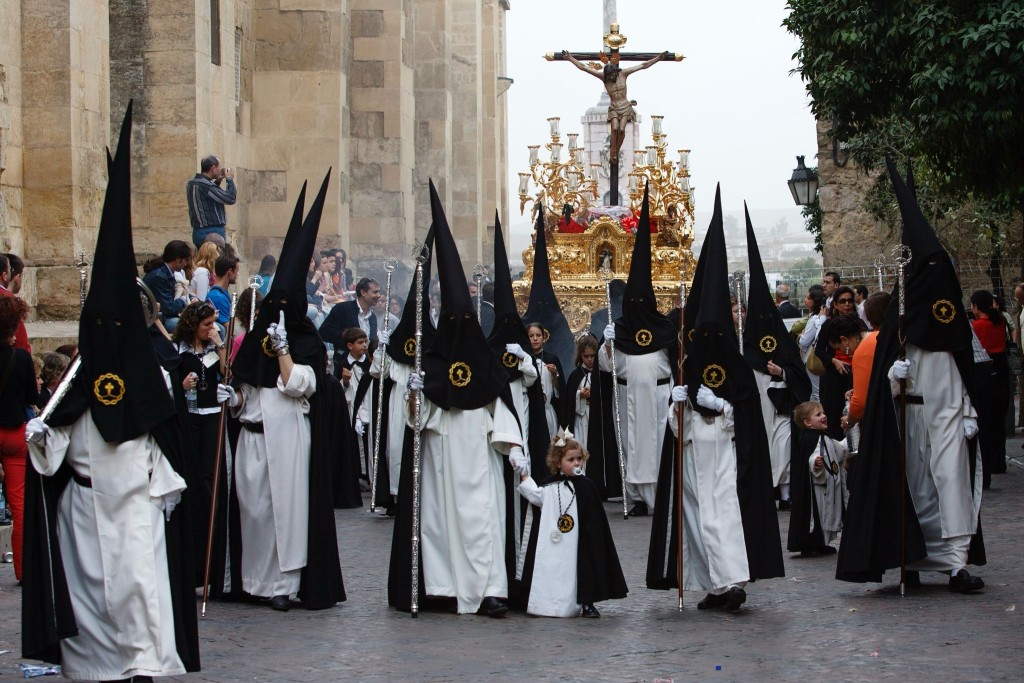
[780,256,823,300]
[784,0,1024,205]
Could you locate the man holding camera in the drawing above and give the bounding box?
[186,155,237,249]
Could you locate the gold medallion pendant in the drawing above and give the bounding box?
[557,513,575,533]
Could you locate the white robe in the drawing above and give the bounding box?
[407,394,522,614]
[669,404,749,594]
[536,357,559,437]
[517,477,580,617]
[507,357,539,461]
[599,346,671,508]
[754,370,792,487]
[233,364,316,597]
[572,370,592,453]
[891,346,981,573]
[29,413,186,681]
[808,434,850,544]
[371,349,411,496]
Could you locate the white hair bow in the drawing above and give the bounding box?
[553,426,575,447]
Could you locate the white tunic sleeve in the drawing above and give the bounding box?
[490,397,524,453]
[277,363,316,398]
[519,356,539,388]
[28,424,72,476]
[517,476,545,507]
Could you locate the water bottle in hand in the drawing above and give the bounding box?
[185,372,199,412]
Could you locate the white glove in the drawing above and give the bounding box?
[696,385,725,412]
[216,383,239,407]
[508,445,530,475]
[161,492,182,521]
[891,358,911,380]
[378,327,391,347]
[354,418,365,436]
[25,417,48,445]
[407,371,424,392]
[671,385,688,404]
[267,311,289,354]
[603,324,616,343]
[505,343,527,360]
[963,416,979,439]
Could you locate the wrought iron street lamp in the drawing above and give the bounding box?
[788,155,819,206]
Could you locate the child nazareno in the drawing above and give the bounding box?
[793,401,850,554]
[512,429,627,617]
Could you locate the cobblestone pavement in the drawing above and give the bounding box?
[1,437,1022,682]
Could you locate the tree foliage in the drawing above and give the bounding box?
[784,0,1024,206]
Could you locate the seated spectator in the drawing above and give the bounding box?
[37,352,71,410]
[207,253,240,327]
[190,242,220,301]
[334,249,355,296]
[142,239,193,332]
[257,255,276,297]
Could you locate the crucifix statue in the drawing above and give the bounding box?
[547,23,683,206]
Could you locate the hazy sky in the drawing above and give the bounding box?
[503,1,819,252]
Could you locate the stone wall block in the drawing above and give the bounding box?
[353,61,384,88]
[249,170,288,202]
[350,110,384,139]
[351,10,384,38]
[354,137,400,164]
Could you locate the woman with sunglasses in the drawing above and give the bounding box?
[172,301,227,560]
[813,286,858,441]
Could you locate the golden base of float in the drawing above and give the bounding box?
[512,210,697,334]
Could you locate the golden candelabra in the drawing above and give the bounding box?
[627,115,695,248]
[518,117,600,218]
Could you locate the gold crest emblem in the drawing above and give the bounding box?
[830,461,840,475]
[541,327,551,342]
[93,373,126,406]
[448,361,472,387]
[687,329,695,342]
[403,338,416,357]
[635,329,653,347]
[702,364,726,388]
[261,335,277,357]
[759,335,777,353]
[502,352,519,368]
[557,513,575,533]
[932,299,955,324]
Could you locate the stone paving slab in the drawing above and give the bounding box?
[1,437,1022,682]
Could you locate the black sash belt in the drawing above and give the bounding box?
[242,421,265,433]
[617,377,671,386]
[72,472,92,488]
[903,394,924,404]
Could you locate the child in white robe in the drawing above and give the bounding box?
[513,429,627,617]
[794,401,850,547]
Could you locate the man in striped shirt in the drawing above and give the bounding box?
[186,155,237,249]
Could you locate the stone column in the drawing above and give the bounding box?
[449,0,482,271]
[347,0,414,266]
[0,0,24,254]
[411,0,452,238]
[21,0,110,319]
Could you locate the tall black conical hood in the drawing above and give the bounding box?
[50,102,176,442]
[387,224,436,366]
[884,156,970,352]
[614,184,676,355]
[741,203,802,371]
[684,184,756,409]
[234,172,331,387]
[684,184,723,342]
[421,181,506,410]
[487,211,531,379]
[523,205,575,373]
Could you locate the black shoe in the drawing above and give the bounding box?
[269,595,291,611]
[628,501,649,517]
[778,499,791,511]
[697,593,727,610]
[724,587,747,611]
[904,570,921,588]
[581,603,600,618]
[799,545,836,557]
[478,596,508,617]
[386,504,396,517]
[949,569,984,594]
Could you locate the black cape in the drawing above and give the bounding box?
[647,391,785,589]
[516,473,628,606]
[787,427,831,553]
[387,386,520,612]
[21,399,201,671]
[322,372,364,510]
